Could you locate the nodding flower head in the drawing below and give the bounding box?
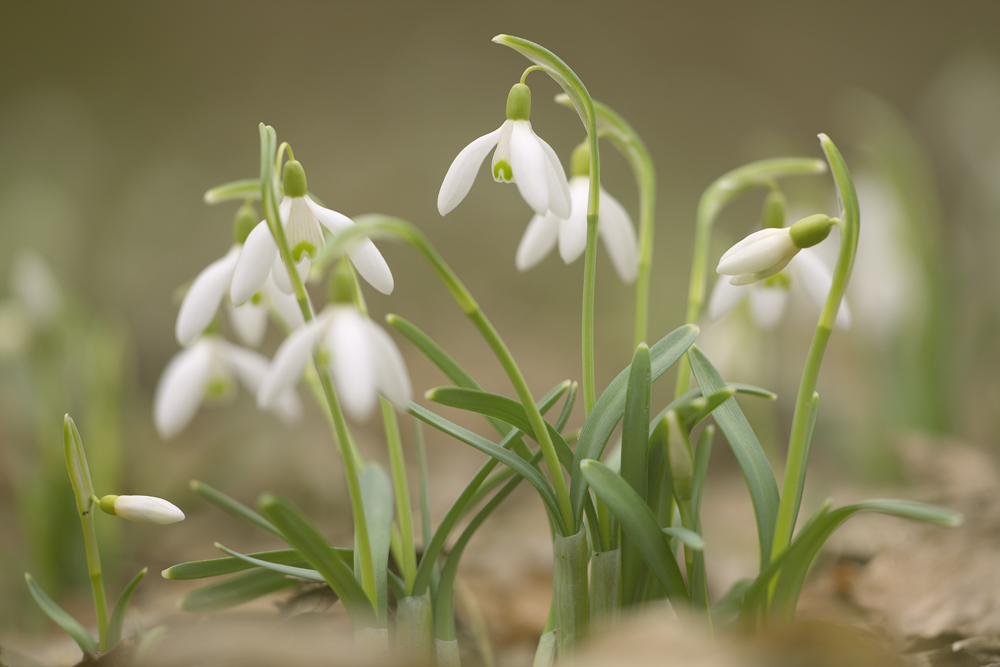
[716,214,834,286]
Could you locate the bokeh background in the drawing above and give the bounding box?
[3,0,1000,656]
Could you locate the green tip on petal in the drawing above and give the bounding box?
[282,160,308,198]
[99,494,119,516]
[570,141,590,178]
[789,214,833,248]
[233,203,258,244]
[493,160,513,182]
[506,83,531,121]
[291,240,317,262]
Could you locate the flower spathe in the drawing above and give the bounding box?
[437,83,571,218]
[515,175,639,283]
[258,305,412,422]
[154,336,302,439]
[99,494,185,525]
[229,196,394,306]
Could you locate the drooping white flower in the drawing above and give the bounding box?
[437,83,571,218]
[515,175,639,283]
[99,494,185,525]
[230,160,393,306]
[258,305,411,422]
[708,249,851,330]
[716,214,834,285]
[154,336,301,439]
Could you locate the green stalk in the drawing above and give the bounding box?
[770,135,860,564]
[553,529,590,660]
[674,157,828,397]
[381,398,417,594]
[257,124,377,610]
[589,548,620,626]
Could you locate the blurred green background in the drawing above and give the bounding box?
[2,0,1000,647]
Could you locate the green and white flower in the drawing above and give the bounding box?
[98,494,185,525]
[716,214,834,285]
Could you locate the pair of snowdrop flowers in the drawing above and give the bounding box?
[437,82,639,283]
[156,160,407,437]
[712,212,850,329]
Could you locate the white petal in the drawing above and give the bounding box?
[231,222,277,305]
[366,320,412,409]
[220,341,303,422]
[264,276,306,330]
[258,316,328,408]
[717,228,796,276]
[728,254,795,285]
[271,254,310,294]
[515,213,559,271]
[437,127,503,216]
[793,249,852,329]
[707,277,748,322]
[305,196,352,233]
[509,120,550,215]
[328,309,377,421]
[306,198,395,294]
[536,135,572,219]
[113,495,185,525]
[558,178,590,264]
[597,187,639,283]
[748,285,789,330]
[153,341,214,439]
[226,300,268,348]
[176,246,240,346]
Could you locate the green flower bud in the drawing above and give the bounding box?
[233,202,258,245]
[505,83,531,121]
[789,214,834,249]
[282,159,308,198]
[99,494,119,516]
[666,411,694,503]
[570,141,590,178]
[762,189,786,229]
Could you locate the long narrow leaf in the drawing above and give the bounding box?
[571,324,699,522]
[203,178,260,204]
[580,461,689,604]
[179,569,297,613]
[25,573,97,654]
[215,544,325,582]
[258,493,374,625]
[359,464,394,622]
[107,568,147,647]
[190,480,281,538]
[688,345,779,567]
[662,527,705,551]
[620,343,651,604]
[163,547,352,580]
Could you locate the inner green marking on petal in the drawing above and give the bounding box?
[250,292,263,305]
[493,160,513,182]
[764,272,791,289]
[292,241,317,262]
[206,378,232,401]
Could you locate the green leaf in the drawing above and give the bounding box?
[179,568,298,613]
[661,527,705,551]
[571,324,699,523]
[203,178,260,204]
[620,343,651,604]
[25,573,98,654]
[580,460,689,604]
[712,578,752,628]
[688,345,779,567]
[214,544,326,582]
[258,493,374,625]
[107,568,147,647]
[189,479,281,538]
[408,404,565,535]
[163,548,351,580]
[358,464,394,623]
[388,314,511,436]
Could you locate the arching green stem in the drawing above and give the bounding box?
[494,34,601,416]
[674,157,828,397]
[770,135,860,563]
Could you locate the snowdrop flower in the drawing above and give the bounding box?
[515,142,638,282]
[229,160,393,306]
[708,249,851,330]
[98,494,184,525]
[438,83,571,218]
[154,336,301,439]
[258,304,411,422]
[176,203,303,347]
[717,214,834,285]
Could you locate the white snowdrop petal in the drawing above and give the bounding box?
[366,320,412,408]
[346,241,394,295]
[557,179,590,264]
[728,254,795,286]
[328,309,377,421]
[258,317,328,408]
[113,495,185,525]
[536,134,572,219]
[515,213,560,271]
[153,341,214,439]
[176,247,240,346]
[793,249,852,330]
[597,187,639,283]
[271,254,310,294]
[306,197,354,233]
[509,121,550,215]
[231,222,278,305]
[717,228,794,276]
[707,278,748,322]
[226,299,268,348]
[264,276,305,331]
[748,285,789,330]
[222,341,304,421]
[437,127,503,216]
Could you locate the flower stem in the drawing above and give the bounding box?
[770,135,859,567]
[382,397,417,594]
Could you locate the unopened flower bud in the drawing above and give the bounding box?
[98,494,185,525]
